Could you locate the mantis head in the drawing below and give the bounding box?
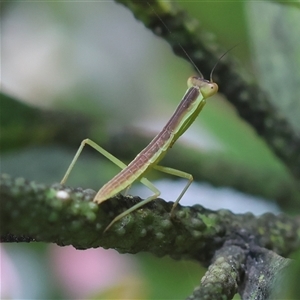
[187,76,218,98]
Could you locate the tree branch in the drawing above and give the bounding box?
[187,242,294,300]
[1,174,299,260]
[187,243,245,299]
[2,174,299,298]
[240,246,291,299]
[1,92,93,152]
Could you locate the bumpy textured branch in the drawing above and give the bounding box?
[187,244,245,299]
[1,174,299,299]
[115,0,300,180]
[187,243,293,300]
[1,174,300,261]
[240,246,291,299]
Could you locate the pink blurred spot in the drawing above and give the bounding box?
[0,246,22,298]
[49,245,142,298]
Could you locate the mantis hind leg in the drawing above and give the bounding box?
[153,165,193,217]
[104,178,160,232]
[105,166,192,231]
[60,138,128,184]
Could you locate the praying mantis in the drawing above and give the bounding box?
[60,4,233,231]
[60,71,219,231]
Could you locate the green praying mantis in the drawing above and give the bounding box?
[61,71,219,231]
[60,5,234,231]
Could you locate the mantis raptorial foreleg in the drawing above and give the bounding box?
[61,138,159,195]
[60,138,161,198]
[61,138,127,184]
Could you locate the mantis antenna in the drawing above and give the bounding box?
[210,43,239,82]
[146,1,204,79]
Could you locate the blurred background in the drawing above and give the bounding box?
[1,1,299,299]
